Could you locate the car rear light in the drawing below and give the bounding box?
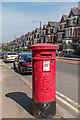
[22,62,30,65]
[6,56,9,58]
[17,55,19,58]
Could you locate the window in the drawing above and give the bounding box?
[61,24,64,30]
[77,28,79,36]
[66,30,68,37]
[58,26,60,31]
[32,34,34,38]
[39,33,40,37]
[67,42,71,49]
[44,30,46,35]
[70,19,73,26]
[73,29,75,36]
[46,36,48,43]
[34,39,35,44]
[7,52,17,55]
[52,28,54,33]
[36,33,37,38]
[49,36,52,42]
[77,17,79,24]
[63,42,66,50]
[58,34,62,41]
[69,29,71,37]
[73,18,75,24]
[41,38,43,43]
[48,28,50,34]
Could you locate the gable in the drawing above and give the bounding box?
[68,10,75,18]
[60,16,65,23]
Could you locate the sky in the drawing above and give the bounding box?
[1,2,79,43]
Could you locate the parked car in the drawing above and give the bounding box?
[16,51,23,55]
[4,52,18,62]
[0,51,5,59]
[56,50,63,57]
[13,52,32,74]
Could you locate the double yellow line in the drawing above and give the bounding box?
[56,91,80,114]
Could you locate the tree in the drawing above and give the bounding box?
[2,45,11,51]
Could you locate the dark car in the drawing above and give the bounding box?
[13,53,32,74]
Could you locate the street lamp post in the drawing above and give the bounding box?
[32,21,42,42]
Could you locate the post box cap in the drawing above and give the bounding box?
[29,43,59,50]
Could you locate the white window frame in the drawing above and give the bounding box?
[69,29,71,37]
[70,19,73,26]
[41,38,43,43]
[36,33,37,38]
[44,30,46,35]
[58,26,60,31]
[46,36,48,43]
[66,30,68,37]
[48,28,50,34]
[34,39,35,44]
[58,34,62,41]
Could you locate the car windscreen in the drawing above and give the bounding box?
[23,54,32,59]
[7,53,17,55]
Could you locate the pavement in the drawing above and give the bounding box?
[56,56,80,64]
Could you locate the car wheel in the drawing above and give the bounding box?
[5,60,7,63]
[18,66,22,74]
[14,63,16,70]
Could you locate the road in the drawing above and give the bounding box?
[56,61,79,117]
[1,60,80,118]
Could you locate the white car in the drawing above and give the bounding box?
[4,52,18,62]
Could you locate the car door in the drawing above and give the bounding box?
[15,56,19,70]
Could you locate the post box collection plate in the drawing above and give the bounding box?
[43,61,50,71]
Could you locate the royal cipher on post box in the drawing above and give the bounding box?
[29,43,59,119]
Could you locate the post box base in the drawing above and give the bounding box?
[32,99,56,119]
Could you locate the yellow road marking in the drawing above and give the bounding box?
[56,96,80,114]
[56,91,80,108]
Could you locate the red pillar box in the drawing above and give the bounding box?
[29,43,59,118]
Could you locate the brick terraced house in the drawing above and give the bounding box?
[62,8,80,52]
[7,6,80,52]
[45,21,59,44]
[56,15,68,50]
